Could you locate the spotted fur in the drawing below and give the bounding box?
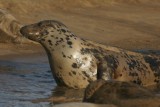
[20,20,160,89]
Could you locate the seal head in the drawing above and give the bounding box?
[20,20,66,42]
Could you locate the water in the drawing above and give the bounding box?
[134,49,160,55]
[0,55,56,107]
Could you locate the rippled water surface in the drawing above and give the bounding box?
[0,55,57,107]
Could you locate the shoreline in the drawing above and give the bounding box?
[0,43,48,62]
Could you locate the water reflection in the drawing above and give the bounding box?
[134,49,160,55]
[0,60,55,107]
[51,86,84,103]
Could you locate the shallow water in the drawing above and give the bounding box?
[0,55,56,107]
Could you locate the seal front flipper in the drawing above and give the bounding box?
[97,61,112,80]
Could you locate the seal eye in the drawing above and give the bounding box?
[40,30,49,36]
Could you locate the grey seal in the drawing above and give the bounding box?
[20,20,160,89]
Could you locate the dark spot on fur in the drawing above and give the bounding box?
[144,56,160,82]
[82,71,90,78]
[123,67,127,70]
[68,55,72,59]
[81,38,86,42]
[52,26,56,29]
[69,72,72,76]
[48,40,51,42]
[132,78,142,85]
[71,34,75,37]
[81,48,99,55]
[66,37,70,40]
[80,48,102,62]
[58,66,62,70]
[67,41,72,45]
[129,72,138,77]
[61,29,66,33]
[104,55,119,72]
[154,79,159,83]
[62,52,66,58]
[51,35,54,37]
[144,56,160,73]
[74,85,78,89]
[55,41,59,46]
[84,57,88,61]
[127,59,137,70]
[69,34,74,37]
[72,63,78,68]
[91,64,96,68]
[72,71,76,75]
[41,38,45,41]
[57,25,60,28]
[60,38,64,41]
[48,40,53,46]
[83,77,86,80]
